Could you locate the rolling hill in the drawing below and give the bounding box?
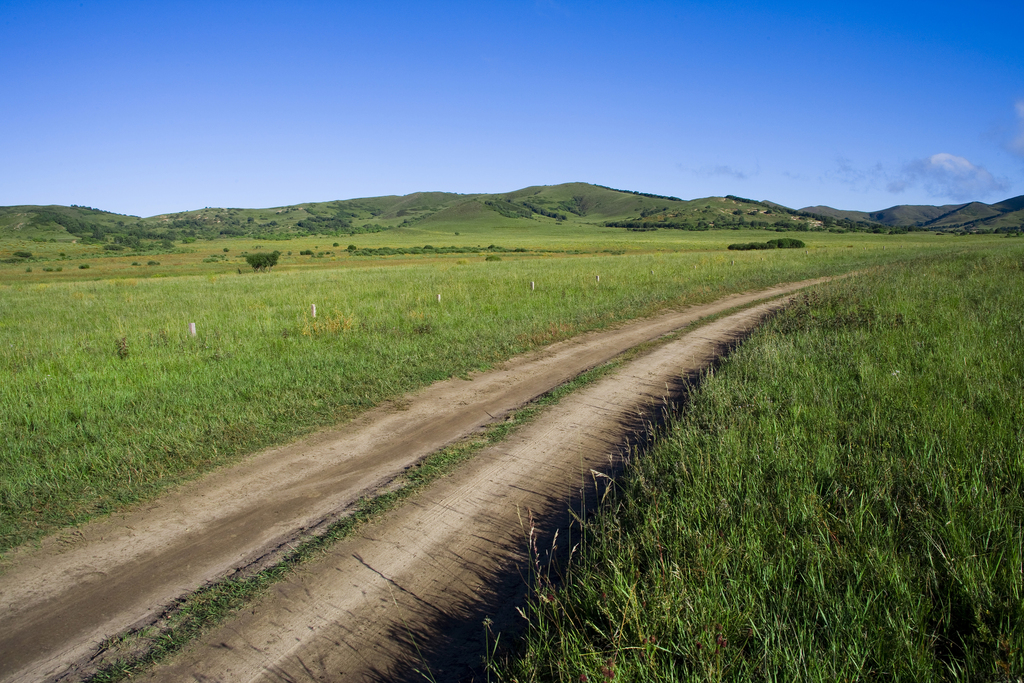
[6,183,1020,250]
[802,195,1024,231]
[1,184,848,247]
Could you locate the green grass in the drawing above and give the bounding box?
[0,226,968,285]
[0,235,1002,554]
[497,247,1024,681]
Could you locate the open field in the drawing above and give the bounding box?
[0,222,979,284]
[498,248,1024,680]
[0,281,823,683]
[0,232,1008,553]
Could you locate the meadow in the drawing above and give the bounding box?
[0,229,1005,553]
[498,247,1024,681]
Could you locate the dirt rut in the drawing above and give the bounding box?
[0,280,824,682]
[143,297,797,682]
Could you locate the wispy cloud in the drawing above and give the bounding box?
[828,154,1006,201]
[1011,100,1024,157]
[825,157,885,191]
[898,153,1006,201]
[689,164,756,181]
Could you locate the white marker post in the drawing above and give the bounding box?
[531,281,535,291]
[437,294,441,303]
[188,322,196,337]
[311,304,317,318]
[596,275,600,283]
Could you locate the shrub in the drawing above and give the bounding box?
[104,244,125,251]
[25,267,32,272]
[299,250,313,256]
[244,251,281,272]
[485,255,502,261]
[147,261,159,266]
[13,251,31,258]
[79,264,90,269]
[728,238,805,251]
[223,247,230,252]
[768,237,805,249]
[347,245,357,251]
[131,262,140,266]
[333,243,340,247]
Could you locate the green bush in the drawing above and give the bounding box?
[768,237,805,249]
[728,238,805,251]
[147,261,159,266]
[13,251,31,258]
[78,264,90,269]
[244,251,281,272]
[485,255,501,261]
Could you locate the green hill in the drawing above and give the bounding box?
[10,183,1020,251]
[0,204,137,240]
[802,195,1024,232]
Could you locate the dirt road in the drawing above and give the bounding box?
[0,280,825,682]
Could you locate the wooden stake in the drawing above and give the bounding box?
[311,304,317,318]
[596,275,600,283]
[531,281,535,291]
[188,322,196,336]
[437,294,441,303]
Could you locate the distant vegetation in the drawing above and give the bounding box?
[4,184,1020,259]
[728,237,805,250]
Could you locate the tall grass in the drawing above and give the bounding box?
[0,242,993,553]
[499,248,1024,681]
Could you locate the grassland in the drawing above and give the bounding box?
[497,247,1024,681]
[0,223,996,554]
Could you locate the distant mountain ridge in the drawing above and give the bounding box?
[801,195,1024,231]
[3,184,1022,249]
[0,183,847,245]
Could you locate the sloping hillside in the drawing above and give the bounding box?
[802,195,1024,231]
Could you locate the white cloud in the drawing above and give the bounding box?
[898,153,1006,201]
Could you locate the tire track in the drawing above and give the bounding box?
[144,298,798,682]
[0,280,824,682]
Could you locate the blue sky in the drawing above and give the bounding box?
[2,0,1022,217]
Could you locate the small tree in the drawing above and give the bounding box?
[245,250,281,272]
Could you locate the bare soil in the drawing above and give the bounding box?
[0,280,826,682]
